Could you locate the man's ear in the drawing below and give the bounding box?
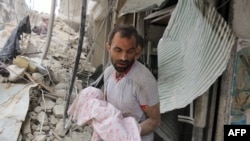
[106,42,111,51]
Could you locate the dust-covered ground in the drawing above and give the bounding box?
[0,12,95,141]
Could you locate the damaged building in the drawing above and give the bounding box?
[1,0,250,141]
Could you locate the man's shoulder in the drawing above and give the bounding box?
[133,61,154,77]
[129,62,157,85]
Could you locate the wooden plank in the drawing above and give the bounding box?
[24,72,59,99]
[204,80,219,141]
[192,91,209,140]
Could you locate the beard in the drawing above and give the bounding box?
[112,59,134,73]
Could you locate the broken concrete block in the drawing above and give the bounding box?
[36,125,50,131]
[55,119,68,137]
[37,111,48,125]
[72,131,91,141]
[26,133,34,140]
[53,104,64,118]
[63,136,73,141]
[53,83,67,90]
[56,98,64,105]
[32,72,44,84]
[40,98,55,110]
[34,106,42,113]
[22,118,31,134]
[54,89,67,98]
[32,124,38,131]
[51,69,68,83]
[83,125,93,134]
[13,56,29,69]
[13,56,41,73]
[49,115,59,125]
[28,111,37,120]
[28,61,37,72]
[33,134,46,141]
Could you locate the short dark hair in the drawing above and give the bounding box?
[107,24,139,46]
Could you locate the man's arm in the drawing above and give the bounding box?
[140,102,161,136]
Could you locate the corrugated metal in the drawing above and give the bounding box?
[157,0,235,113]
[118,0,166,17]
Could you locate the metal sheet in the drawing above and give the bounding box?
[144,5,175,20]
[157,0,235,113]
[0,83,37,141]
[118,0,166,17]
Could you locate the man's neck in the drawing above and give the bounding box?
[115,63,133,79]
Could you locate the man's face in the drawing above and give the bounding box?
[107,32,137,73]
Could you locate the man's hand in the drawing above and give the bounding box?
[140,102,161,136]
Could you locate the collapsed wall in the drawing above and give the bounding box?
[0,0,29,27]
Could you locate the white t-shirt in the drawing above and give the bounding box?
[104,61,159,141]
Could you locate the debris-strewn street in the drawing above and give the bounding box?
[0,10,95,141]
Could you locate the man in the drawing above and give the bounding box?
[90,34,146,89]
[104,24,161,141]
[135,34,150,68]
[135,34,144,61]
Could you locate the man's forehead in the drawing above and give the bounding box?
[111,33,136,46]
[114,32,131,37]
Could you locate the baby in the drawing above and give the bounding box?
[67,86,141,141]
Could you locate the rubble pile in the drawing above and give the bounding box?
[0,13,96,141]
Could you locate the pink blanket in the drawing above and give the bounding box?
[67,86,141,141]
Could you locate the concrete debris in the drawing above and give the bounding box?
[13,56,39,73]
[53,105,64,118]
[0,11,95,141]
[7,64,26,82]
[40,98,55,110]
[32,17,48,35]
[37,111,49,125]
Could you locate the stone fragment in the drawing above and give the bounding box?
[37,111,48,125]
[49,115,59,125]
[32,72,44,83]
[56,98,64,105]
[33,135,46,141]
[28,111,37,120]
[34,106,42,113]
[54,83,67,90]
[27,133,34,140]
[53,104,64,118]
[54,89,67,98]
[55,119,68,137]
[72,131,91,141]
[40,98,55,110]
[22,118,31,134]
